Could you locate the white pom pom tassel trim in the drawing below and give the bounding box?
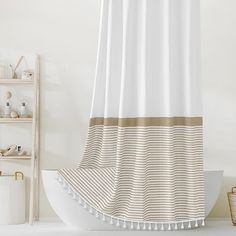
[148,223,152,230]
[130,222,134,229]
[137,222,140,230]
[174,223,178,230]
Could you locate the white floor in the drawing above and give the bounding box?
[0,220,235,236]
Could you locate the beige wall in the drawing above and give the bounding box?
[0,0,235,218]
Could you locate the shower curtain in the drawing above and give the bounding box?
[58,0,205,230]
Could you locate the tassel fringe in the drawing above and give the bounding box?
[188,221,191,229]
[143,223,146,230]
[123,220,127,228]
[57,172,205,231]
[137,222,140,230]
[174,223,178,230]
[202,219,205,226]
[154,223,158,230]
[161,224,164,231]
[148,223,152,230]
[130,222,134,229]
[116,220,120,227]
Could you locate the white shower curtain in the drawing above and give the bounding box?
[58,0,205,230]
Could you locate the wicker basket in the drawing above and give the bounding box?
[228,187,236,226]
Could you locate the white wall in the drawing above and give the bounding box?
[202,0,236,217]
[0,0,235,218]
[0,0,101,218]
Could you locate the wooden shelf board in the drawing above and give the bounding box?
[0,156,32,160]
[0,118,33,123]
[0,79,34,84]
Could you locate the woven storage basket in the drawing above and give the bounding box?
[228,187,236,226]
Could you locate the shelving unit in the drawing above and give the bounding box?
[0,50,40,224]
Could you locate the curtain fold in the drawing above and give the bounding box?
[58,0,205,230]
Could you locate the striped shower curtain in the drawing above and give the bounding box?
[58,0,205,230]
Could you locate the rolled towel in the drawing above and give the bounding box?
[3,145,17,156]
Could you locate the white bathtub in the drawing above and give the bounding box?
[42,170,223,230]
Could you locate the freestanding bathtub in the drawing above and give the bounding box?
[42,170,223,230]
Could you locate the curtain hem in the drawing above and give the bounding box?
[57,172,205,231]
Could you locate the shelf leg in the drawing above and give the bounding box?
[29,153,36,224]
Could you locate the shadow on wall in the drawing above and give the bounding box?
[208,176,236,218]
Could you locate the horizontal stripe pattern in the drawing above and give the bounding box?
[89,117,202,127]
[59,118,205,222]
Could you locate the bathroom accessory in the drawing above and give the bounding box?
[0,145,17,156]
[5,91,12,101]
[42,170,223,230]
[4,102,11,118]
[22,70,34,80]
[10,111,19,118]
[0,171,25,225]
[0,49,40,224]
[16,146,27,156]
[17,146,22,155]
[9,56,24,79]
[4,91,12,118]
[2,91,29,119]
[20,102,27,118]
[0,145,29,157]
[228,187,236,225]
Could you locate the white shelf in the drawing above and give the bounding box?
[0,118,33,123]
[0,156,32,160]
[0,79,34,84]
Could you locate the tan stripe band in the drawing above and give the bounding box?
[89,117,202,127]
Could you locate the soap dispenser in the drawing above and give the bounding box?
[4,102,11,118]
[20,102,27,118]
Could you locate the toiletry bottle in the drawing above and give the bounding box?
[4,102,11,118]
[20,102,27,118]
[17,146,21,156]
[17,145,26,156]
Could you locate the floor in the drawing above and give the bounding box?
[0,220,235,236]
